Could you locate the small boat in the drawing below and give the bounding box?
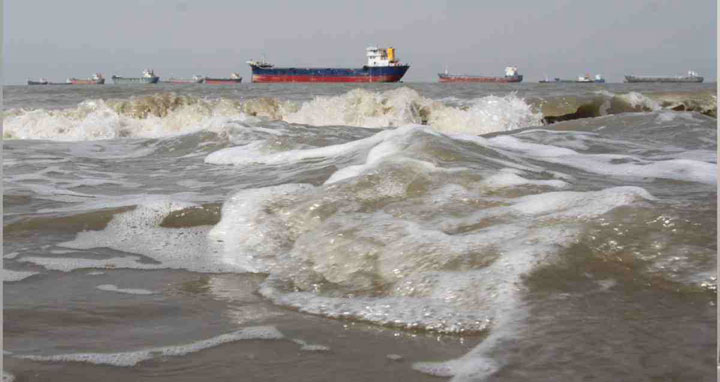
[624,70,703,83]
[69,73,105,85]
[204,72,243,84]
[164,75,205,84]
[438,66,523,83]
[112,69,160,84]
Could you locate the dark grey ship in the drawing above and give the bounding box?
[624,70,703,83]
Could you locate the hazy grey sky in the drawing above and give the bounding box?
[4,0,717,84]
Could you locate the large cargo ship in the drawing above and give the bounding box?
[247,47,409,83]
[27,78,49,85]
[204,73,242,84]
[539,74,605,83]
[438,66,523,83]
[624,71,703,83]
[164,75,204,84]
[112,69,160,84]
[69,73,105,85]
[27,78,70,85]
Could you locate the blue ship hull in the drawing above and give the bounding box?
[249,65,409,83]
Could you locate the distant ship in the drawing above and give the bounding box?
[112,69,160,84]
[164,75,204,84]
[204,73,243,84]
[624,70,703,83]
[27,78,49,85]
[27,78,70,85]
[539,74,605,83]
[247,47,409,83]
[69,73,105,85]
[438,66,523,83]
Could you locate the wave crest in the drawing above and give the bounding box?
[284,87,543,134]
[5,88,543,140]
[3,94,252,140]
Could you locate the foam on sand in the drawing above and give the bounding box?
[57,199,241,273]
[18,326,285,367]
[96,284,155,295]
[292,339,331,352]
[18,255,163,272]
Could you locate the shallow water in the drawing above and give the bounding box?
[3,82,717,381]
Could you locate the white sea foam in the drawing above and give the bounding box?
[57,199,239,273]
[96,284,155,295]
[208,184,316,273]
[284,88,427,128]
[487,135,717,185]
[206,131,657,379]
[617,91,662,111]
[481,168,569,189]
[283,87,543,134]
[510,186,655,218]
[3,98,255,141]
[49,249,78,255]
[18,326,284,367]
[18,256,162,272]
[595,90,662,111]
[3,269,39,282]
[292,339,330,352]
[387,354,404,361]
[206,126,411,167]
[5,88,542,141]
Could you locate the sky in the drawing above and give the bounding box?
[3,0,717,84]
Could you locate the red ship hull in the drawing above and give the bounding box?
[204,78,242,85]
[251,74,404,83]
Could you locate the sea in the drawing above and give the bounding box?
[3,82,717,381]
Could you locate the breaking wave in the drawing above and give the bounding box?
[283,87,544,133]
[540,90,717,123]
[3,88,543,140]
[2,94,257,140]
[6,88,714,141]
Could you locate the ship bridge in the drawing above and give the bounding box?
[366,47,403,67]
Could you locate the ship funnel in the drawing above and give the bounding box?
[387,47,396,62]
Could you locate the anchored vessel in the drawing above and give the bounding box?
[204,73,243,84]
[27,78,70,85]
[27,78,49,85]
[624,71,703,83]
[164,75,205,84]
[438,66,523,83]
[112,69,160,84]
[69,73,105,85]
[539,74,605,83]
[247,47,409,83]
